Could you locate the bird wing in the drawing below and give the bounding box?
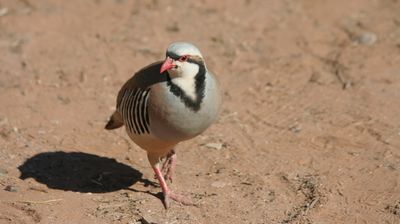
[114,61,167,135]
[116,61,165,109]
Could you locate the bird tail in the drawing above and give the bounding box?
[105,111,124,130]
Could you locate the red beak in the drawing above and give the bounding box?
[160,57,175,73]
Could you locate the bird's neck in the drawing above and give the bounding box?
[166,62,206,112]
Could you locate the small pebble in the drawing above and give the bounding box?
[0,168,8,177]
[5,185,18,192]
[211,181,227,188]
[205,142,223,150]
[0,8,9,17]
[357,32,378,45]
[10,39,23,53]
[289,125,302,133]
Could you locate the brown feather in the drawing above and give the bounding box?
[105,111,124,130]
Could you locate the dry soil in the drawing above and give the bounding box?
[0,0,400,223]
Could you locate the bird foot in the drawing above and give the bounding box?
[163,191,194,209]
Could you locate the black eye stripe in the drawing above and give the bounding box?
[166,52,180,60]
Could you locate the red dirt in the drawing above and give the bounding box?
[1,0,400,223]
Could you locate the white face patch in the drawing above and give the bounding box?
[168,62,199,100]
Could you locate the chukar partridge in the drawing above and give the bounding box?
[105,42,221,208]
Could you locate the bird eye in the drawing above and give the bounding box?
[178,55,189,62]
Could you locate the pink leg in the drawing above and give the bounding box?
[161,150,177,182]
[153,166,193,209]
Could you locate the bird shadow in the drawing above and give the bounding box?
[18,151,158,193]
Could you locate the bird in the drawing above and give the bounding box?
[105,42,221,208]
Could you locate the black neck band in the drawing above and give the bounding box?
[166,61,206,112]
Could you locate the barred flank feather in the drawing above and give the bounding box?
[118,88,151,135]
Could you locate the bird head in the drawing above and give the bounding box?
[160,42,205,78]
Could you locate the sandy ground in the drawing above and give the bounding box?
[0,0,400,223]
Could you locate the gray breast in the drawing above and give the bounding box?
[148,73,221,142]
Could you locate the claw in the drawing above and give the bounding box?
[163,191,194,209]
